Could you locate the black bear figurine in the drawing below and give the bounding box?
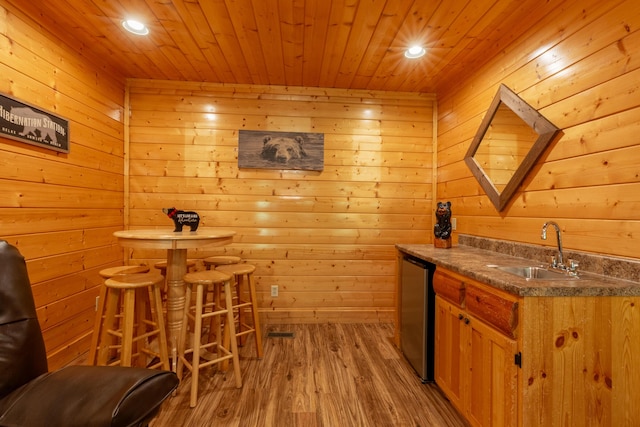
[434,201,452,240]
[162,207,200,232]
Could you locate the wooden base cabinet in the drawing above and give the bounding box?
[435,295,518,427]
[520,296,640,427]
[434,268,519,427]
[435,296,464,410]
[434,267,640,427]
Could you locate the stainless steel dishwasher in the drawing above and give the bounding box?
[400,255,436,383]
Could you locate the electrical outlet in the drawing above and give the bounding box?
[271,285,279,297]
[451,217,457,231]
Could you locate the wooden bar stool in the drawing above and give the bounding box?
[93,272,170,370]
[203,255,241,270]
[215,263,263,359]
[177,270,242,408]
[88,265,150,365]
[203,257,241,322]
[99,265,150,278]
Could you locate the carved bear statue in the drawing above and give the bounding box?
[162,207,200,232]
[434,201,452,240]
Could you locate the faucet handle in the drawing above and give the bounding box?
[549,255,557,268]
[568,259,579,272]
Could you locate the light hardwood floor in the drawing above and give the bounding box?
[151,323,468,427]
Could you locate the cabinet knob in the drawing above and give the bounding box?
[464,317,470,325]
[458,314,464,321]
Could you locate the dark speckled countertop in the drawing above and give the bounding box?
[397,238,640,297]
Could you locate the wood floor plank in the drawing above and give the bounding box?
[150,323,469,426]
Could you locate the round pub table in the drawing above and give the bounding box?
[113,228,235,370]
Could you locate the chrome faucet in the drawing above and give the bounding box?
[541,221,564,268]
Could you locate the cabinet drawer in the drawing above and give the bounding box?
[433,270,465,306]
[465,284,518,338]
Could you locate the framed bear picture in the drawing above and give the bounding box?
[238,130,324,171]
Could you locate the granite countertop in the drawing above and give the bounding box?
[396,243,640,297]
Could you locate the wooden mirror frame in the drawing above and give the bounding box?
[464,84,562,211]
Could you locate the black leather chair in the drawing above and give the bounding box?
[0,240,179,427]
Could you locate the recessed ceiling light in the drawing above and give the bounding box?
[405,45,426,59]
[122,19,149,36]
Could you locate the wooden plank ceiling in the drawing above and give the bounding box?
[10,0,547,93]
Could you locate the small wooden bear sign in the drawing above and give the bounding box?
[162,207,200,232]
[434,201,452,248]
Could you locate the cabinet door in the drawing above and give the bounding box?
[435,295,465,412]
[465,313,519,427]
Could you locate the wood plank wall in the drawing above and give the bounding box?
[0,2,126,369]
[6,0,636,370]
[436,0,640,260]
[127,80,435,324]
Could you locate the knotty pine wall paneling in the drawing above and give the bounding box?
[437,0,640,260]
[127,80,435,324]
[0,2,126,369]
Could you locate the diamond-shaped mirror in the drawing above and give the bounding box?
[464,84,562,211]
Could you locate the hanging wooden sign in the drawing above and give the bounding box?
[0,93,69,153]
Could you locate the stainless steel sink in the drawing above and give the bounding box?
[492,265,579,280]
